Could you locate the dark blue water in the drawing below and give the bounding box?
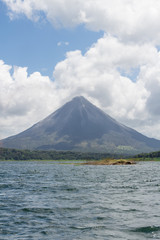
[0,161,160,240]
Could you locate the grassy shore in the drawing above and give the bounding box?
[133,157,160,161]
[81,158,136,165]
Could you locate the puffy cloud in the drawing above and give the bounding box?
[53,36,150,117]
[138,57,160,117]
[0,61,62,138]
[3,0,160,43]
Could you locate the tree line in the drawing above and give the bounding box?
[0,147,124,160]
[135,151,160,159]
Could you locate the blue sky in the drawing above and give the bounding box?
[0,1,102,78]
[1,0,160,140]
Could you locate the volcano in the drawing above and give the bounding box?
[1,96,160,153]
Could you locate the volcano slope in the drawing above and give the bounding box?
[1,96,160,154]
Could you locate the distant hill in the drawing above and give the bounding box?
[1,96,160,154]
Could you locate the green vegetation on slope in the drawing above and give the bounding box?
[0,148,124,160]
[134,151,160,161]
[1,147,160,161]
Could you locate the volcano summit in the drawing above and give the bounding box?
[1,96,160,153]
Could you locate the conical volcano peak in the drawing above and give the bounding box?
[63,95,94,112]
[72,96,86,101]
[70,96,90,106]
[2,96,160,153]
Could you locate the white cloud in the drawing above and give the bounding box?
[57,41,69,47]
[53,36,150,117]
[0,61,62,138]
[3,0,160,44]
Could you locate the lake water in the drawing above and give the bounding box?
[0,161,160,240]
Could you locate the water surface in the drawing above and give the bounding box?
[0,161,160,239]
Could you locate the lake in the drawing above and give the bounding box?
[0,161,160,240]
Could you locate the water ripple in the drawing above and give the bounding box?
[0,161,160,240]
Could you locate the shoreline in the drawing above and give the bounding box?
[81,159,136,165]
